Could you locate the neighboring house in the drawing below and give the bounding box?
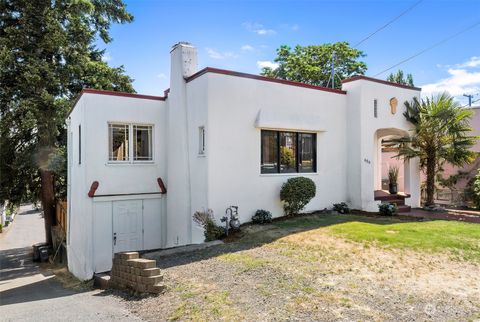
[428,106,480,205]
[66,42,421,280]
[385,106,480,206]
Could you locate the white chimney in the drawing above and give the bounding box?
[170,42,198,79]
[166,42,197,247]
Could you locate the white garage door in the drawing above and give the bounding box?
[113,199,143,253]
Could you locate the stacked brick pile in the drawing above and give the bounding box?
[110,251,165,294]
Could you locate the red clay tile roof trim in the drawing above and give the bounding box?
[185,67,347,95]
[342,75,422,91]
[67,88,165,118]
[81,88,166,101]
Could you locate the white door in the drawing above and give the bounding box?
[113,200,143,253]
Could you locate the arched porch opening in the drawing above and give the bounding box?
[373,128,412,211]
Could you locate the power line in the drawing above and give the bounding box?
[373,20,480,77]
[354,0,424,48]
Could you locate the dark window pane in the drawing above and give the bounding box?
[261,131,278,173]
[134,125,152,161]
[299,133,316,172]
[280,132,297,173]
[109,124,129,161]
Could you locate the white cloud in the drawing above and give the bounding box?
[421,57,480,100]
[257,60,279,70]
[157,73,167,79]
[102,52,112,62]
[241,44,254,52]
[242,22,276,36]
[421,67,480,98]
[456,56,480,68]
[205,48,238,60]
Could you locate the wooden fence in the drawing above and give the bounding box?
[56,200,67,232]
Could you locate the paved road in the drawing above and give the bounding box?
[0,205,141,322]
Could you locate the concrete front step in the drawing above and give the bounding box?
[397,205,411,213]
[381,199,405,206]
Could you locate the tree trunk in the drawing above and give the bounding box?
[425,156,436,207]
[40,169,56,245]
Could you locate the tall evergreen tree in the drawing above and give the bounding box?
[0,0,135,244]
[387,70,415,86]
[260,42,367,89]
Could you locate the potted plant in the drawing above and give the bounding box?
[388,166,399,194]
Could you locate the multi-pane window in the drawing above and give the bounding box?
[261,130,316,174]
[261,131,278,173]
[109,124,129,161]
[108,123,153,162]
[299,133,315,172]
[133,125,152,161]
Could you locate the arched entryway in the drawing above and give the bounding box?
[373,128,412,212]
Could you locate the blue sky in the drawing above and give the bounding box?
[101,0,480,105]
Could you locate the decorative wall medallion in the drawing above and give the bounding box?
[390,97,398,115]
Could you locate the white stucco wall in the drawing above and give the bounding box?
[342,79,421,211]
[67,92,167,280]
[185,77,210,244]
[67,44,425,281]
[203,73,348,223]
[67,95,91,280]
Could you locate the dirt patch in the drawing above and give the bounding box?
[120,217,480,321]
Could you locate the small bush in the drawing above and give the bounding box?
[465,169,480,209]
[193,209,225,241]
[280,177,316,216]
[251,209,273,224]
[378,203,397,216]
[333,202,350,214]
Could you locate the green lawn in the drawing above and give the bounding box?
[274,213,480,262]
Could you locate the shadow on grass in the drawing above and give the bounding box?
[147,212,420,270]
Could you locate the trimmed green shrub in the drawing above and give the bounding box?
[333,202,350,214]
[193,209,225,241]
[378,203,398,216]
[252,209,273,224]
[280,177,316,216]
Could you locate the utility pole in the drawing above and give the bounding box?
[464,94,473,107]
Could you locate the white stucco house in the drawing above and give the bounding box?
[66,42,421,280]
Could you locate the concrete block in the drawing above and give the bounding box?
[147,284,165,293]
[140,268,161,277]
[127,258,156,269]
[136,284,147,293]
[116,252,139,260]
[141,275,163,285]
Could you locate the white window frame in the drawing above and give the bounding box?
[107,122,154,164]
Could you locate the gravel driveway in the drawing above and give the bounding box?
[122,214,480,321]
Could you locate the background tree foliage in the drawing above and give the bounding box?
[387,70,414,86]
[0,0,135,244]
[260,42,367,89]
[396,93,477,206]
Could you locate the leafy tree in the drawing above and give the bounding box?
[260,42,367,89]
[396,93,477,206]
[0,0,135,244]
[387,70,414,86]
